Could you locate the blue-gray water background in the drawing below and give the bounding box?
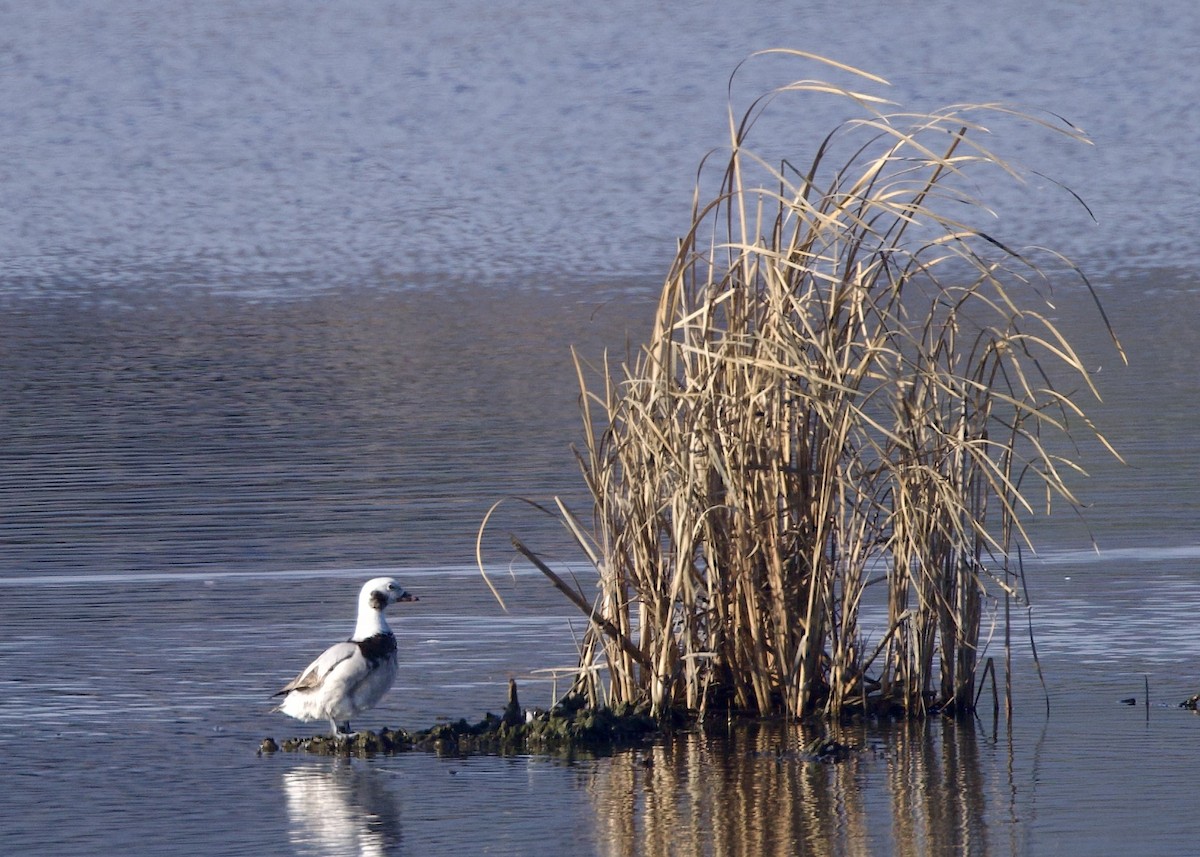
[2,1,1200,854]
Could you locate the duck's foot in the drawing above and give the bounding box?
[330,720,355,739]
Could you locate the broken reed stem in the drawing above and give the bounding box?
[509,536,649,671]
[485,50,1121,721]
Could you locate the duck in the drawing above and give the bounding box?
[273,577,417,737]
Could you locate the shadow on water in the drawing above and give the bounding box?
[282,761,404,856]
[589,718,1018,857]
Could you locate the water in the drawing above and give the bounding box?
[3,1,1200,854]
[2,0,1197,293]
[4,563,1200,855]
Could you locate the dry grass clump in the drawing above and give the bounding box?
[483,50,1122,720]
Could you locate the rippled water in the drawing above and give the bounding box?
[0,287,645,574]
[4,561,1200,856]
[3,1,1200,855]
[4,276,1200,856]
[2,0,1198,292]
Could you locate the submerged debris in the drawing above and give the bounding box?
[275,727,413,756]
[414,700,658,757]
[263,681,872,762]
[265,686,661,758]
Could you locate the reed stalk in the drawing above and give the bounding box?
[485,50,1122,719]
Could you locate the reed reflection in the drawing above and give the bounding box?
[590,719,1007,857]
[282,761,402,857]
[886,719,991,856]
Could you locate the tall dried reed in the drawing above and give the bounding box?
[486,51,1122,720]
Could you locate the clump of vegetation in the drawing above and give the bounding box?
[483,50,1122,721]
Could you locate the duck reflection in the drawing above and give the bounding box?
[282,761,402,857]
[590,719,1003,857]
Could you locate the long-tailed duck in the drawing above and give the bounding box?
[273,577,417,736]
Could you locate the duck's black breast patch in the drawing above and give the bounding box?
[356,632,397,667]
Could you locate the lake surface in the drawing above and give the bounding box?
[3,1,1200,855]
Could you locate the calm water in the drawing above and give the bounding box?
[3,1,1200,855]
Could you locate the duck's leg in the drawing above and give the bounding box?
[334,719,353,738]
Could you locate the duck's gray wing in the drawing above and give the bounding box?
[273,641,359,696]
